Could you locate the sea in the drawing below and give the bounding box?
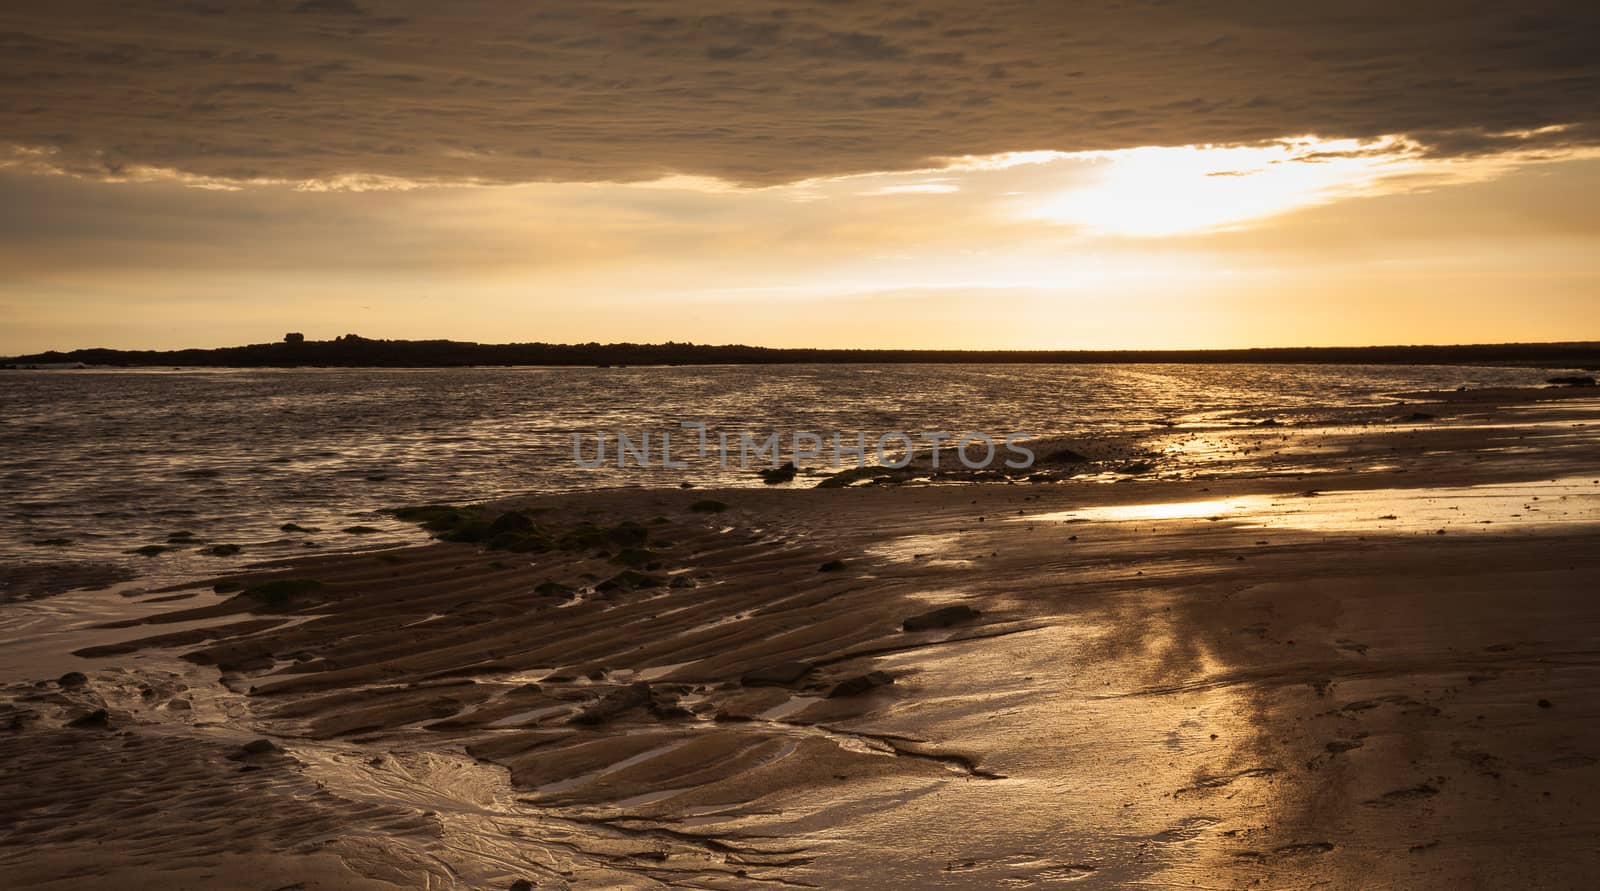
[0,363,1556,593]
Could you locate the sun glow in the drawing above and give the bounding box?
[1024,136,1424,237]
[6,127,1598,353]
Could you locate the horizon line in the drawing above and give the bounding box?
[7,336,1600,367]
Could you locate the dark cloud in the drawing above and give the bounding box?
[293,0,367,15]
[0,1,1596,185]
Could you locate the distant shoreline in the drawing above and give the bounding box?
[5,337,1600,369]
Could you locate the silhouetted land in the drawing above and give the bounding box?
[5,335,1599,369]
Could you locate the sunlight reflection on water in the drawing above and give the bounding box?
[0,363,1554,587]
[1030,477,1600,533]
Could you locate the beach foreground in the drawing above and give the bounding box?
[3,388,1598,889]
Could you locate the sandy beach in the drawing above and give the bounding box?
[3,385,1598,889]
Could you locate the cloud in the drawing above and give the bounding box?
[4,151,1599,353]
[292,0,367,15]
[0,2,1597,186]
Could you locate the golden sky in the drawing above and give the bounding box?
[2,2,1597,352]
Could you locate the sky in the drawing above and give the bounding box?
[2,1,1598,353]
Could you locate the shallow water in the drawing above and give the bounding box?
[1029,475,1600,534]
[0,363,1552,590]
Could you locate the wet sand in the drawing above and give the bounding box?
[3,387,1598,889]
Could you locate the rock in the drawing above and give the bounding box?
[57,671,88,688]
[1546,375,1597,387]
[202,543,242,557]
[596,570,667,593]
[758,462,799,484]
[67,708,109,729]
[902,604,981,631]
[486,526,553,552]
[242,578,324,610]
[534,580,577,598]
[827,670,894,698]
[487,511,535,535]
[510,881,535,891]
[1538,698,1553,708]
[669,575,696,589]
[554,521,644,552]
[818,559,847,572]
[570,682,653,725]
[740,661,814,687]
[647,691,693,720]
[609,521,649,547]
[689,499,728,513]
[1036,447,1089,465]
[279,523,315,533]
[241,738,282,756]
[227,739,289,762]
[815,465,915,488]
[612,547,660,569]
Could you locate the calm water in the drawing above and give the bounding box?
[0,363,1552,589]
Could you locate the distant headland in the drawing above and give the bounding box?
[5,334,1600,369]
